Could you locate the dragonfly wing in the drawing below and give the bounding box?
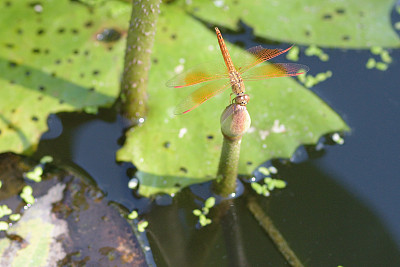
[166,60,229,88]
[234,45,295,74]
[175,79,231,114]
[241,63,309,81]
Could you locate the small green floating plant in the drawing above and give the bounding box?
[192,197,216,227]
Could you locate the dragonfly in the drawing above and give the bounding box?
[167,27,309,115]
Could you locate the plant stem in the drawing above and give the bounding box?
[214,136,242,197]
[120,0,161,125]
[247,195,304,267]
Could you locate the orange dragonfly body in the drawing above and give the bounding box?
[167,27,309,114]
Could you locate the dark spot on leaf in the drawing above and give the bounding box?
[5,1,11,6]
[84,21,93,28]
[73,49,79,55]
[233,0,239,4]
[31,116,38,122]
[89,87,95,92]
[180,167,188,173]
[55,59,61,65]
[16,28,23,35]
[11,109,16,113]
[107,46,113,51]
[51,72,56,77]
[174,183,181,188]
[44,49,49,54]
[67,58,73,63]
[32,48,41,54]
[170,34,177,40]
[0,129,2,135]
[322,14,332,20]
[335,8,345,14]
[305,30,311,37]
[58,28,65,34]
[59,99,64,104]
[84,50,90,56]
[162,27,167,32]
[5,43,14,49]
[152,58,158,64]
[92,70,100,76]
[96,28,121,42]
[164,141,171,148]
[207,135,214,140]
[342,35,350,41]
[8,61,17,68]
[37,28,45,35]
[38,96,43,101]
[9,80,15,84]
[25,71,31,76]
[80,73,85,78]
[71,28,79,34]
[38,85,45,91]
[246,161,252,165]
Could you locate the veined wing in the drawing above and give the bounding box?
[234,45,295,75]
[166,60,229,88]
[241,63,309,81]
[175,79,231,114]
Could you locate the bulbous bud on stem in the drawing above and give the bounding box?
[220,104,251,140]
[214,103,251,197]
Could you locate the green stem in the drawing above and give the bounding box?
[247,195,304,267]
[214,136,242,197]
[120,0,161,124]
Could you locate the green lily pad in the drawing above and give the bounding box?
[187,0,400,48]
[116,3,349,197]
[0,0,129,154]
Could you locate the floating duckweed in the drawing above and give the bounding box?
[305,45,329,61]
[0,180,2,189]
[286,45,299,61]
[193,209,202,216]
[380,51,392,64]
[268,166,278,174]
[376,62,388,71]
[20,185,35,204]
[300,70,333,88]
[332,133,344,145]
[193,197,215,227]
[138,220,148,232]
[251,182,263,194]
[370,46,383,55]
[258,166,270,176]
[264,178,287,190]
[9,213,21,221]
[128,210,138,220]
[0,205,12,218]
[84,106,98,114]
[0,221,8,231]
[40,155,53,164]
[366,58,376,69]
[204,197,216,209]
[395,22,400,30]
[25,166,43,182]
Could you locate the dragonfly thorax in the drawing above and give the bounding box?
[229,71,245,95]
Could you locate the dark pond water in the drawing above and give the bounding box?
[33,20,400,267]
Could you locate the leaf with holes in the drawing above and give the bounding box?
[187,0,400,48]
[0,0,130,153]
[116,3,349,197]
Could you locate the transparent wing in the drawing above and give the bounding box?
[240,63,309,81]
[175,79,231,114]
[166,60,229,88]
[233,45,295,74]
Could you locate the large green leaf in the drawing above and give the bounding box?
[0,0,130,153]
[116,3,349,197]
[188,0,400,48]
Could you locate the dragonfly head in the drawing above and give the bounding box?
[235,94,250,106]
